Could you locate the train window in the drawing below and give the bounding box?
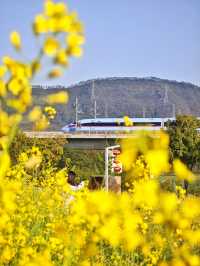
[137,122,161,126]
[81,122,120,127]
[80,121,162,127]
[119,122,161,126]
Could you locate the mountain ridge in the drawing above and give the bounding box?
[29,77,200,130]
[67,76,200,89]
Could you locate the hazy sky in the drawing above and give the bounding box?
[0,0,199,86]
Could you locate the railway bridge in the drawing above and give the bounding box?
[24,131,140,150]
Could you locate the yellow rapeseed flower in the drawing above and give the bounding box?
[48,68,63,78]
[45,0,55,17]
[47,17,59,32]
[47,91,68,104]
[1,246,15,263]
[123,116,133,126]
[0,65,7,77]
[173,159,195,182]
[43,37,60,56]
[160,192,178,216]
[67,33,85,47]
[0,80,6,96]
[28,106,42,122]
[134,180,159,207]
[44,106,57,119]
[8,78,22,95]
[45,0,67,17]
[33,14,48,34]
[31,60,41,75]
[68,46,83,57]
[35,114,49,130]
[181,198,200,219]
[55,49,69,66]
[25,155,42,169]
[10,31,21,50]
[56,16,72,32]
[0,151,10,178]
[145,149,169,176]
[2,56,14,67]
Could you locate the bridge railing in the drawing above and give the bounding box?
[24,127,166,138]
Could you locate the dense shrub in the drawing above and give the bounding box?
[10,131,66,166]
[63,147,104,180]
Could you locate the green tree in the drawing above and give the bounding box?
[166,115,200,191]
[166,115,200,169]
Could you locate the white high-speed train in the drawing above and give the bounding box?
[61,117,176,132]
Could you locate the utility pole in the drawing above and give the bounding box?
[105,102,108,118]
[90,80,97,119]
[172,103,176,118]
[75,96,78,125]
[142,107,146,118]
[94,100,97,119]
[163,86,169,104]
[91,80,95,101]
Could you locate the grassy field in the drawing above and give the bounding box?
[160,174,200,195]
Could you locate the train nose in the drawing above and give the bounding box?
[61,126,70,132]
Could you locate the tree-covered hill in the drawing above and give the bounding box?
[27,77,200,130]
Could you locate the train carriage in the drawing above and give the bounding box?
[61,117,175,133]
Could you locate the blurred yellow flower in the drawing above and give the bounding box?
[2,56,14,67]
[161,192,178,215]
[134,180,159,207]
[10,31,21,50]
[48,68,63,78]
[45,0,67,17]
[0,65,7,77]
[55,49,69,66]
[181,198,200,219]
[44,106,57,119]
[0,80,6,96]
[43,37,60,56]
[145,149,169,176]
[31,60,41,75]
[173,159,195,182]
[123,116,133,126]
[1,246,15,263]
[68,46,83,57]
[8,78,22,95]
[0,151,10,178]
[67,33,85,47]
[25,155,42,169]
[35,114,49,130]
[28,106,42,122]
[33,14,48,34]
